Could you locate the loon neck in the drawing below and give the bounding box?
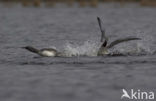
[25,46,39,54]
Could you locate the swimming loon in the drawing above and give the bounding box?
[22,46,61,57]
[97,17,141,56]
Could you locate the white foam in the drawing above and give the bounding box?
[57,30,155,57]
[62,40,100,57]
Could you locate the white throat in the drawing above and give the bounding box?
[40,50,56,57]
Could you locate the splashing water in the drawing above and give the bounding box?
[112,42,151,56]
[62,41,100,57]
[135,30,155,55]
[56,30,155,57]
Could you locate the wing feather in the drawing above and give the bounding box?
[107,37,141,48]
[97,17,108,42]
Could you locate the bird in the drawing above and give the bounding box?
[121,89,131,99]
[22,46,61,57]
[97,17,141,56]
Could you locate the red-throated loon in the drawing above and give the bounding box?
[22,46,61,57]
[97,17,141,56]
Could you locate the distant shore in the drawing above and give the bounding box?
[0,0,156,7]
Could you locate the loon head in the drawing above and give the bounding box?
[22,46,39,53]
[22,46,32,49]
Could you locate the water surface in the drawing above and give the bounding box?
[0,3,156,101]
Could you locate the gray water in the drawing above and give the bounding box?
[0,3,156,101]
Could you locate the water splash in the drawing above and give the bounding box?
[112,42,152,56]
[135,30,155,55]
[62,40,100,57]
[58,30,155,57]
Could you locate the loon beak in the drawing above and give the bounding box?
[21,47,26,49]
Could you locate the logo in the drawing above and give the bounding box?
[121,89,155,100]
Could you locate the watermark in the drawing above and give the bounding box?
[121,89,155,100]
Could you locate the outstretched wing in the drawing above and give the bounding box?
[107,37,141,48]
[97,17,108,42]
